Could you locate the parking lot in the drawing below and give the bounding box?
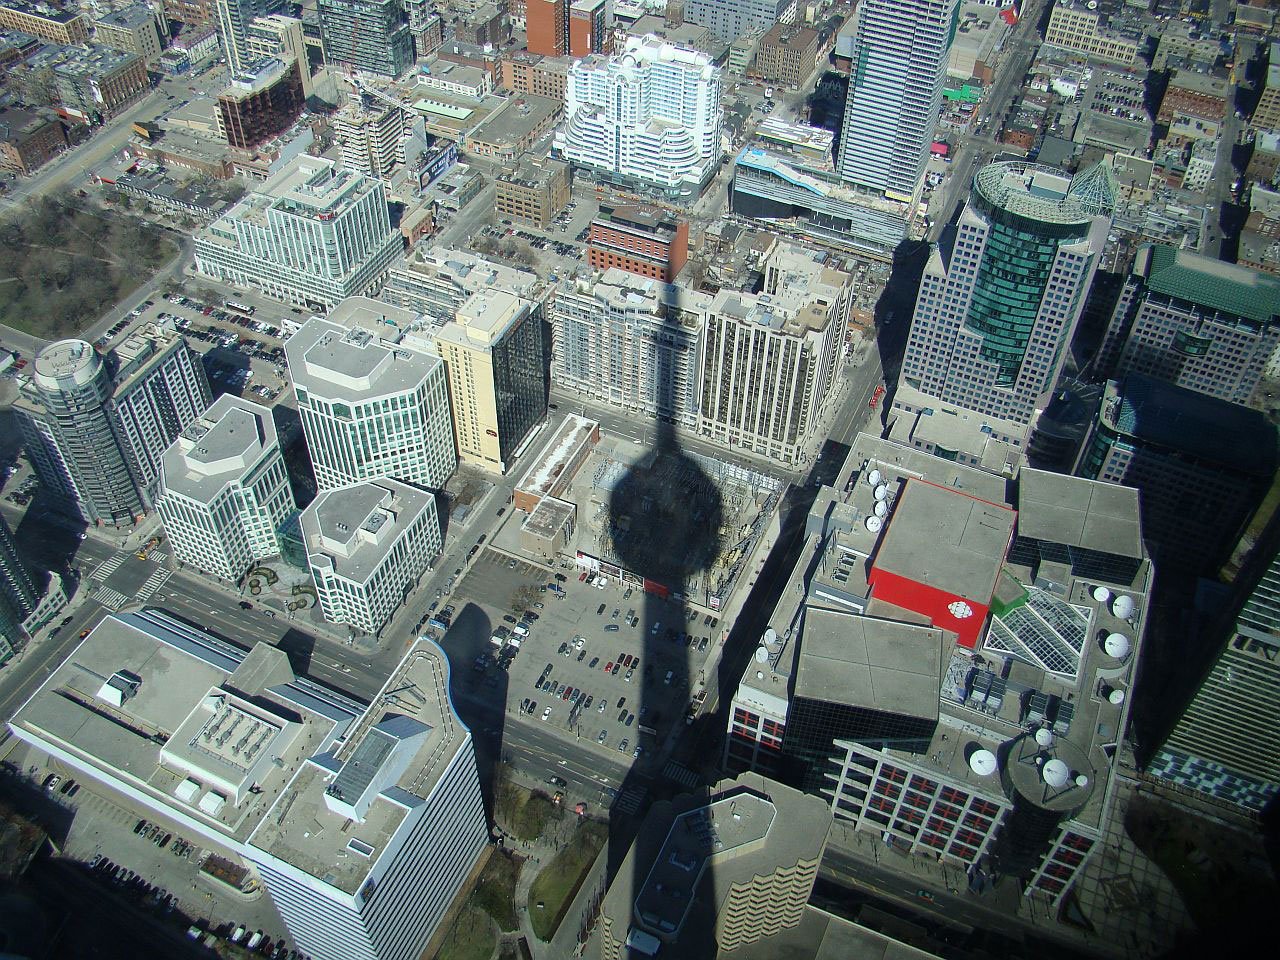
[441,549,719,763]
[11,758,298,957]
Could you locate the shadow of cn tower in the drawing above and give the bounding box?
[604,367,723,956]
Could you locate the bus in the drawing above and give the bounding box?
[224,300,256,317]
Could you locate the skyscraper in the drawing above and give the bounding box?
[682,0,795,46]
[435,289,549,474]
[1095,243,1280,405]
[317,0,414,79]
[892,160,1114,452]
[1146,534,1280,811]
[215,0,284,74]
[556,34,723,199]
[157,395,296,583]
[526,0,566,57]
[285,300,457,491]
[0,514,39,662]
[15,329,212,524]
[837,0,958,203]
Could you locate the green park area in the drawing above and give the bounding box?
[528,820,608,942]
[0,197,180,340]
[435,849,521,960]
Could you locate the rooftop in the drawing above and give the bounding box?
[161,395,278,506]
[1102,374,1278,476]
[522,495,576,541]
[299,479,436,586]
[96,4,154,29]
[601,773,830,947]
[793,609,946,722]
[247,637,468,896]
[285,312,440,403]
[871,479,1017,604]
[220,57,293,98]
[518,414,598,502]
[1136,243,1280,324]
[465,93,559,149]
[439,288,531,349]
[973,159,1115,225]
[1016,468,1143,559]
[8,609,361,846]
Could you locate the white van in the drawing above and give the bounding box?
[512,624,530,638]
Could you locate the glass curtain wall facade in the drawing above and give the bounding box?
[317,0,413,78]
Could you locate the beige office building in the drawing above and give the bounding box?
[435,289,548,474]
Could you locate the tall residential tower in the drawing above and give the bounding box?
[837,0,959,203]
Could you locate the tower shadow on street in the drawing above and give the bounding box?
[602,344,723,956]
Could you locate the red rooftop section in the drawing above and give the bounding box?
[867,479,1016,649]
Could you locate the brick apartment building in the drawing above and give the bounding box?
[588,202,690,282]
[755,22,820,89]
[495,156,570,228]
[0,107,65,175]
[500,51,570,100]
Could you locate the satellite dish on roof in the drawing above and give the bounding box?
[969,749,998,776]
[868,468,883,487]
[1113,595,1136,619]
[1109,689,1126,705]
[754,646,768,664]
[756,671,765,681]
[764,627,778,648]
[1104,633,1131,659]
[874,484,889,501]
[1092,586,1111,603]
[1075,774,1090,788]
[1043,758,1070,788]
[874,500,888,518]
[1035,728,1054,748]
[866,515,883,533]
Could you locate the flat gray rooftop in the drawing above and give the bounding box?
[286,315,440,403]
[871,479,1016,603]
[300,480,435,585]
[1016,468,1143,558]
[794,609,945,722]
[7,610,359,845]
[247,639,468,896]
[161,395,276,505]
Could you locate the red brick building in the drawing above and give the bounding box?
[588,203,690,283]
[526,0,565,57]
[0,107,66,175]
[568,0,609,58]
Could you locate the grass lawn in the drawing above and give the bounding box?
[528,821,608,942]
[473,849,521,932]
[0,197,179,340]
[495,779,563,842]
[434,902,496,960]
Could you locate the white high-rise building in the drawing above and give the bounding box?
[157,395,295,583]
[194,156,402,310]
[299,479,441,635]
[285,300,456,491]
[246,13,313,97]
[697,243,852,465]
[14,327,211,524]
[555,34,723,199]
[549,268,710,429]
[837,0,958,203]
[335,98,406,180]
[8,608,487,960]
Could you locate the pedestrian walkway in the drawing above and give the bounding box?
[611,784,647,817]
[663,761,699,788]
[90,586,129,610]
[147,550,168,565]
[90,555,125,582]
[136,569,170,604]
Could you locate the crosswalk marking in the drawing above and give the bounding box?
[90,555,125,582]
[664,762,700,788]
[91,586,129,610]
[136,569,170,603]
[147,550,168,565]
[611,785,647,816]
